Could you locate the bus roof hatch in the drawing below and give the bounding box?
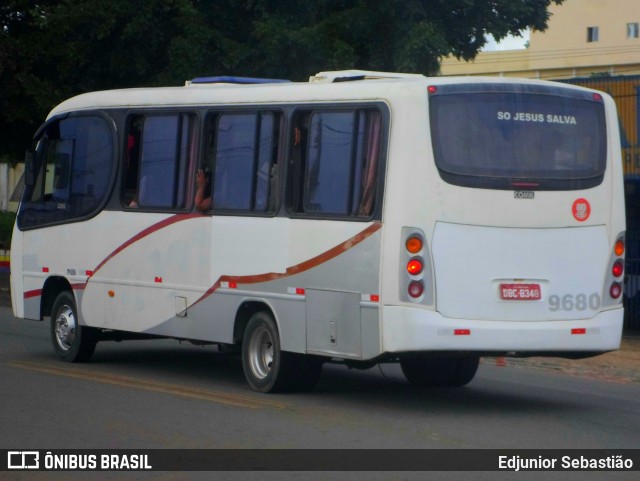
[186,76,291,86]
[309,70,424,83]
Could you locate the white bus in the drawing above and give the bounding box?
[11,70,626,392]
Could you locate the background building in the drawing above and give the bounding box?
[440,0,640,79]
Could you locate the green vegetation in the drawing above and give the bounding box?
[0,211,16,249]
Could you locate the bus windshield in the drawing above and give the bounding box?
[429,86,607,190]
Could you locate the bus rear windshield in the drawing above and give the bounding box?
[429,87,607,190]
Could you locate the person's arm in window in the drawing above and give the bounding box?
[195,169,212,211]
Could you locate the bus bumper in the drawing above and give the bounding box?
[381,306,624,355]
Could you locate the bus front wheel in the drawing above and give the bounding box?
[50,291,97,362]
[241,311,323,393]
[400,355,479,387]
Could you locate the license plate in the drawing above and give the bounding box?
[500,283,541,301]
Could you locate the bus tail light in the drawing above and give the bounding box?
[406,236,423,254]
[400,228,433,305]
[407,259,423,275]
[604,233,625,305]
[610,282,622,299]
[408,281,424,298]
[612,260,624,278]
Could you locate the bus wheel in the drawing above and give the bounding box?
[50,291,97,363]
[241,311,323,393]
[400,355,479,387]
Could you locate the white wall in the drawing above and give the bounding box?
[0,163,24,212]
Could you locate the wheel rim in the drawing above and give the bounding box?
[248,325,274,380]
[54,304,76,351]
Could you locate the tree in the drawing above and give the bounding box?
[0,0,212,159]
[0,0,563,160]
[218,0,564,80]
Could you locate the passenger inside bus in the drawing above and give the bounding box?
[194,168,212,211]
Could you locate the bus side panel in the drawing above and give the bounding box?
[142,223,383,358]
[76,212,382,358]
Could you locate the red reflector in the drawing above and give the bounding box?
[296,287,305,295]
[511,182,540,188]
[86,270,93,277]
[571,328,586,335]
[155,277,162,283]
[370,294,380,302]
[42,267,49,273]
[229,281,238,289]
[428,85,437,94]
[454,329,471,336]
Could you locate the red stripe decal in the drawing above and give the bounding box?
[91,213,201,277]
[224,223,381,285]
[24,289,42,299]
[23,214,201,301]
[69,216,379,311]
[194,223,382,306]
[24,283,86,301]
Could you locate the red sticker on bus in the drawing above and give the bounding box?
[572,198,591,222]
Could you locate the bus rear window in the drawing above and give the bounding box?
[429,88,607,190]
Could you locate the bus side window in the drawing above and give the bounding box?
[204,110,281,213]
[356,110,382,216]
[123,114,193,210]
[288,108,382,218]
[288,115,309,213]
[122,117,142,207]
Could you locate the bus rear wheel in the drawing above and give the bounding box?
[400,355,479,387]
[50,291,97,362]
[241,311,323,393]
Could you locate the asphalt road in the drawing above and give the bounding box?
[1,304,639,481]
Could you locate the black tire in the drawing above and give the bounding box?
[400,355,479,387]
[452,356,480,386]
[241,311,323,393]
[50,291,97,362]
